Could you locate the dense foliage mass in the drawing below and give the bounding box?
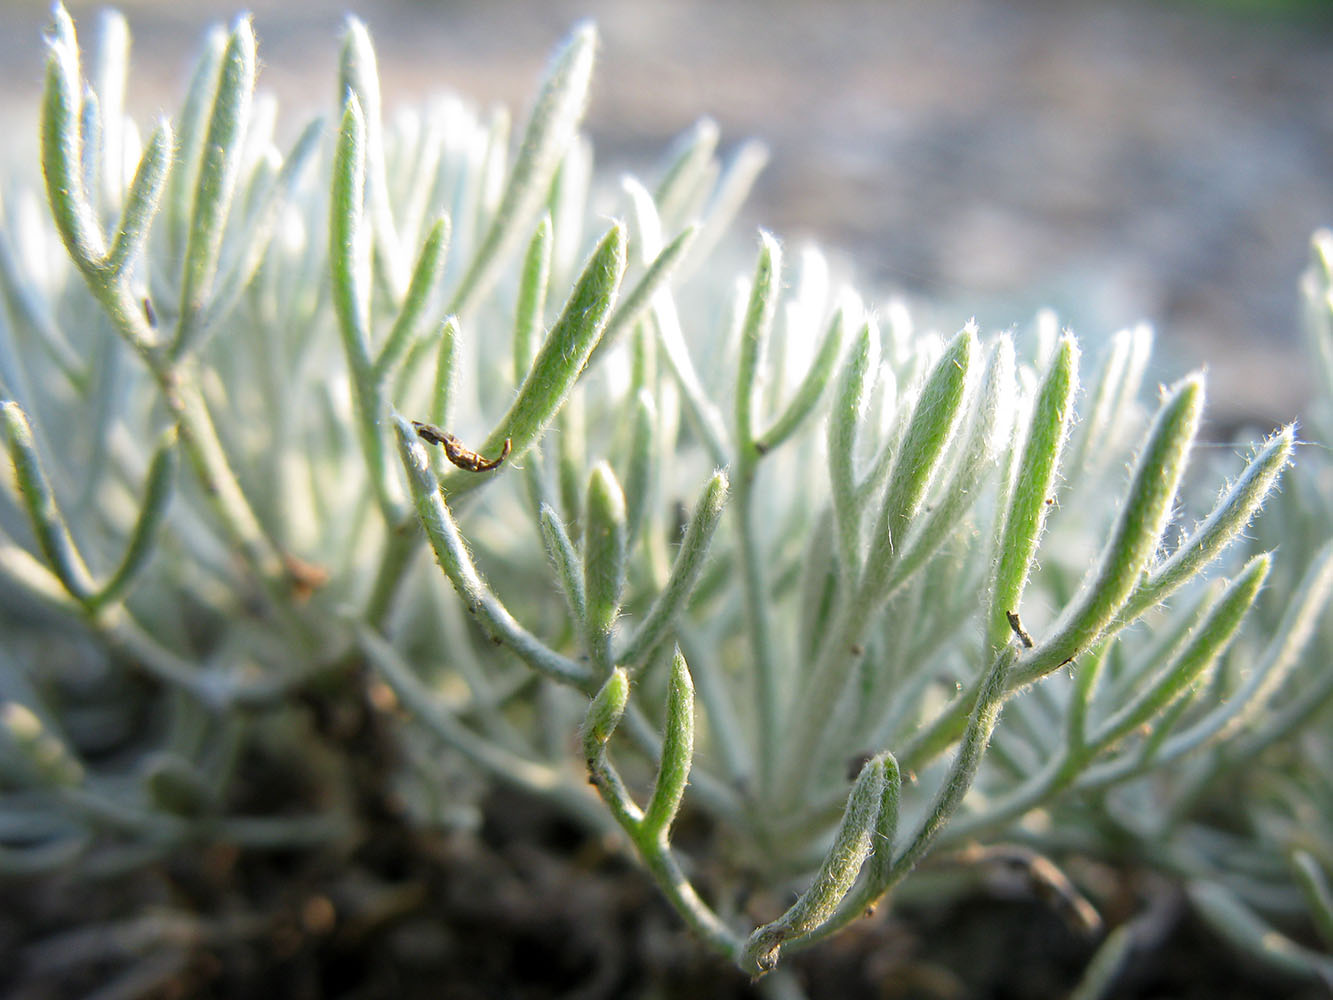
[1,8,1331,994]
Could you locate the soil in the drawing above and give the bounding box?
[7,779,1329,999]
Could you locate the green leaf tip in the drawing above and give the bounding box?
[41,4,107,269]
[617,469,729,666]
[330,94,371,356]
[864,751,903,891]
[865,323,975,599]
[989,332,1079,649]
[757,304,848,455]
[641,649,696,841]
[828,318,881,580]
[539,502,588,626]
[583,461,628,644]
[1125,422,1294,620]
[582,667,629,760]
[106,119,173,276]
[735,230,783,452]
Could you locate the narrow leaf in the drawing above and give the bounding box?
[200,116,324,334]
[622,390,656,553]
[449,22,597,318]
[90,426,178,609]
[165,25,227,267]
[92,9,129,208]
[828,321,879,583]
[173,17,255,357]
[742,755,885,975]
[863,752,902,893]
[734,231,782,454]
[330,98,395,516]
[1089,553,1269,751]
[77,87,101,226]
[1068,328,1132,475]
[339,16,406,296]
[539,502,587,627]
[104,119,172,276]
[756,306,847,454]
[583,462,628,666]
[41,9,107,269]
[329,97,372,366]
[893,643,1020,878]
[863,324,975,602]
[1189,881,1333,984]
[988,334,1079,650]
[641,650,696,840]
[653,298,731,468]
[593,220,698,371]
[375,215,450,378]
[888,335,1016,593]
[1,401,94,601]
[1180,540,1333,744]
[1,702,84,788]
[1121,424,1293,622]
[513,215,553,382]
[618,470,728,665]
[358,623,581,806]
[440,223,627,497]
[1291,850,1333,951]
[679,140,768,279]
[428,316,460,432]
[654,117,719,223]
[582,667,629,761]
[1067,924,1136,1000]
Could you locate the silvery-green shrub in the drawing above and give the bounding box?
[2,8,1331,991]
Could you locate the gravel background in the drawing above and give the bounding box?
[4,0,1332,430]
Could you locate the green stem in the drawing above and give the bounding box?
[580,671,743,962]
[735,457,782,796]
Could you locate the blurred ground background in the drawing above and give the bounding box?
[2,0,1331,431]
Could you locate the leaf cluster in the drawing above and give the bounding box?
[0,8,1330,992]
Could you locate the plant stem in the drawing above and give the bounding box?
[735,455,781,797]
